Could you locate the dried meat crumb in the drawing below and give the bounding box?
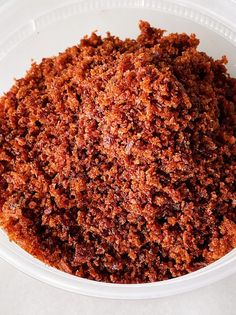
[0,21,235,283]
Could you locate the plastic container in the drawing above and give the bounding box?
[0,0,236,299]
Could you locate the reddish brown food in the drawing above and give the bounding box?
[0,21,235,283]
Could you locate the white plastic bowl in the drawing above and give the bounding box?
[0,0,236,299]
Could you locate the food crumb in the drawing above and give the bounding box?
[0,21,235,283]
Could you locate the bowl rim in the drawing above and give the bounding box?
[0,0,236,60]
[0,229,236,299]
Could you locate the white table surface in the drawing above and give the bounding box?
[0,258,235,315]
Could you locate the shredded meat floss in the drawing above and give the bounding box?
[0,22,235,283]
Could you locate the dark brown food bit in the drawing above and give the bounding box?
[0,21,235,283]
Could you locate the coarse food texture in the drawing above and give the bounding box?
[0,21,235,283]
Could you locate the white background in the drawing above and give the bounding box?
[1,258,236,315]
[0,1,236,314]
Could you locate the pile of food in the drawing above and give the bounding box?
[0,21,235,283]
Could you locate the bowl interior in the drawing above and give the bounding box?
[0,3,236,94]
